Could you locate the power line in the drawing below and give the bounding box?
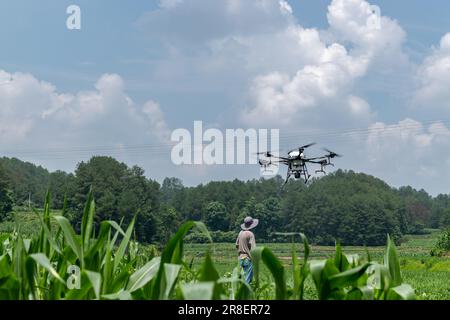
[1,118,449,159]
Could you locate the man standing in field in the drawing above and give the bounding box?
[236,216,258,284]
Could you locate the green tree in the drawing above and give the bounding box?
[71,157,160,242]
[155,205,182,244]
[0,157,51,207]
[48,171,76,209]
[204,201,228,231]
[0,165,13,221]
[440,208,450,228]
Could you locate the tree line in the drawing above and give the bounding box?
[0,156,449,245]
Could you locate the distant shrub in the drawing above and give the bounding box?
[185,230,236,243]
[407,222,428,235]
[430,228,450,257]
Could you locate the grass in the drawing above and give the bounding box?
[184,231,450,300]
[0,208,61,236]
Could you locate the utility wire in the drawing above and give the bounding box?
[2,118,449,159]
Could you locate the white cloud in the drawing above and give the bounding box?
[365,118,450,194]
[326,0,406,55]
[279,1,293,15]
[238,0,406,127]
[414,33,450,110]
[142,100,171,142]
[0,69,169,150]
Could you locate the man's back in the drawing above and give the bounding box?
[236,230,256,260]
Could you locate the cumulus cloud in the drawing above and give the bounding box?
[142,100,171,142]
[240,0,406,127]
[0,70,170,153]
[414,33,450,110]
[364,118,450,194]
[326,0,406,55]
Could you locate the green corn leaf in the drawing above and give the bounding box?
[32,207,61,254]
[113,216,136,272]
[309,260,326,293]
[126,257,161,293]
[23,239,32,253]
[85,221,111,260]
[181,282,215,300]
[329,263,371,289]
[102,290,132,300]
[387,284,416,300]
[106,220,126,237]
[13,234,24,279]
[150,221,199,300]
[0,254,12,278]
[110,226,121,251]
[309,259,341,300]
[217,274,253,300]
[161,221,195,264]
[291,241,300,299]
[54,216,83,268]
[252,246,286,300]
[236,281,253,300]
[345,286,374,300]
[101,233,113,294]
[81,191,95,252]
[84,270,102,300]
[367,263,390,294]
[24,256,36,300]
[334,241,350,272]
[0,275,20,300]
[198,251,225,299]
[43,191,52,229]
[198,251,219,282]
[163,263,181,300]
[29,253,65,285]
[109,260,134,294]
[385,235,402,287]
[298,233,310,300]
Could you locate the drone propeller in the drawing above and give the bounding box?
[323,148,342,158]
[301,142,317,149]
[254,150,281,157]
[288,142,316,154]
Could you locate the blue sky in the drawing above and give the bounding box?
[1,0,450,195]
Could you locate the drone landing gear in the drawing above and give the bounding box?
[283,168,311,187]
[302,165,311,184]
[283,172,291,187]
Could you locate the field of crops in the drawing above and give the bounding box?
[184,231,450,300]
[0,196,448,300]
